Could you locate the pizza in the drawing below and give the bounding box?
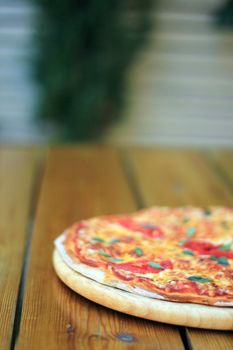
[54,207,233,306]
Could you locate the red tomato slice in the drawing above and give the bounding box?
[109,259,172,274]
[118,218,164,238]
[74,246,100,267]
[184,240,233,259]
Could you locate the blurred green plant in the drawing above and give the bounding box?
[33,0,154,141]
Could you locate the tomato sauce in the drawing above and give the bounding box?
[111,268,134,281]
[165,281,200,294]
[109,259,172,274]
[118,218,164,238]
[74,245,100,267]
[184,240,233,259]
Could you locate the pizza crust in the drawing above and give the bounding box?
[53,248,233,330]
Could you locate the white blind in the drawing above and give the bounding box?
[106,0,233,146]
[1,0,232,146]
[0,0,48,143]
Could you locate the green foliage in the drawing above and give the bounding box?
[33,0,153,141]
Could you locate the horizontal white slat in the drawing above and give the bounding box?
[0,129,50,144]
[158,0,222,14]
[154,12,213,34]
[0,109,36,121]
[125,107,233,123]
[0,47,34,57]
[143,38,233,58]
[121,120,233,134]
[0,87,37,98]
[0,55,31,67]
[131,57,233,81]
[130,70,233,87]
[129,85,233,100]
[106,132,233,147]
[138,50,233,65]
[108,129,233,141]
[0,27,33,38]
[0,67,30,80]
[0,3,37,16]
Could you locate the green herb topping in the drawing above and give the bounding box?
[183,249,194,256]
[178,239,187,246]
[211,255,229,266]
[149,262,164,269]
[203,208,211,216]
[109,239,120,244]
[217,256,230,265]
[221,221,230,230]
[219,242,232,251]
[98,250,110,257]
[93,237,105,243]
[135,247,143,256]
[186,227,196,237]
[187,276,213,283]
[182,217,189,223]
[108,258,123,263]
[210,255,218,261]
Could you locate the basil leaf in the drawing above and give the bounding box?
[108,258,123,263]
[178,239,187,246]
[188,276,212,283]
[210,255,229,266]
[183,217,189,223]
[219,242,232,251]
[135,247,143,256]
[93,237,105,243]
[109,239,120,244]
[203,208,211,216]
[210,255,218,261]
[98,250,110,257]
[221,221,230,230]
[186,227,196,237]
[149,262,164,269]
[217,256,229,266]
[183,249,194,256]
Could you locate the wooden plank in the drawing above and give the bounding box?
[125,148,233,207]
[0,147,42,350]
[187,329,233,350]
[16,146,184,350]
[125,147,233,350]
[208,150,233,184]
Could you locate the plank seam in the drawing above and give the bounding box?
[9,153,45,350]
[178,327,194,350]
[203,151,233,195]
[118,149,146,209]
[10,219,34,350]
[118,149,191,350]
[182,150,232,349]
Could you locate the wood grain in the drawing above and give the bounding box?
[125,147,233,349]
[125,147,233,207]
[0,147,42,350]
[208,150,233,185]
[16,146,184,350]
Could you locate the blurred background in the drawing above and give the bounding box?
[0,0,233,146]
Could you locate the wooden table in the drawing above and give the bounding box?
[1,146,233,350]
